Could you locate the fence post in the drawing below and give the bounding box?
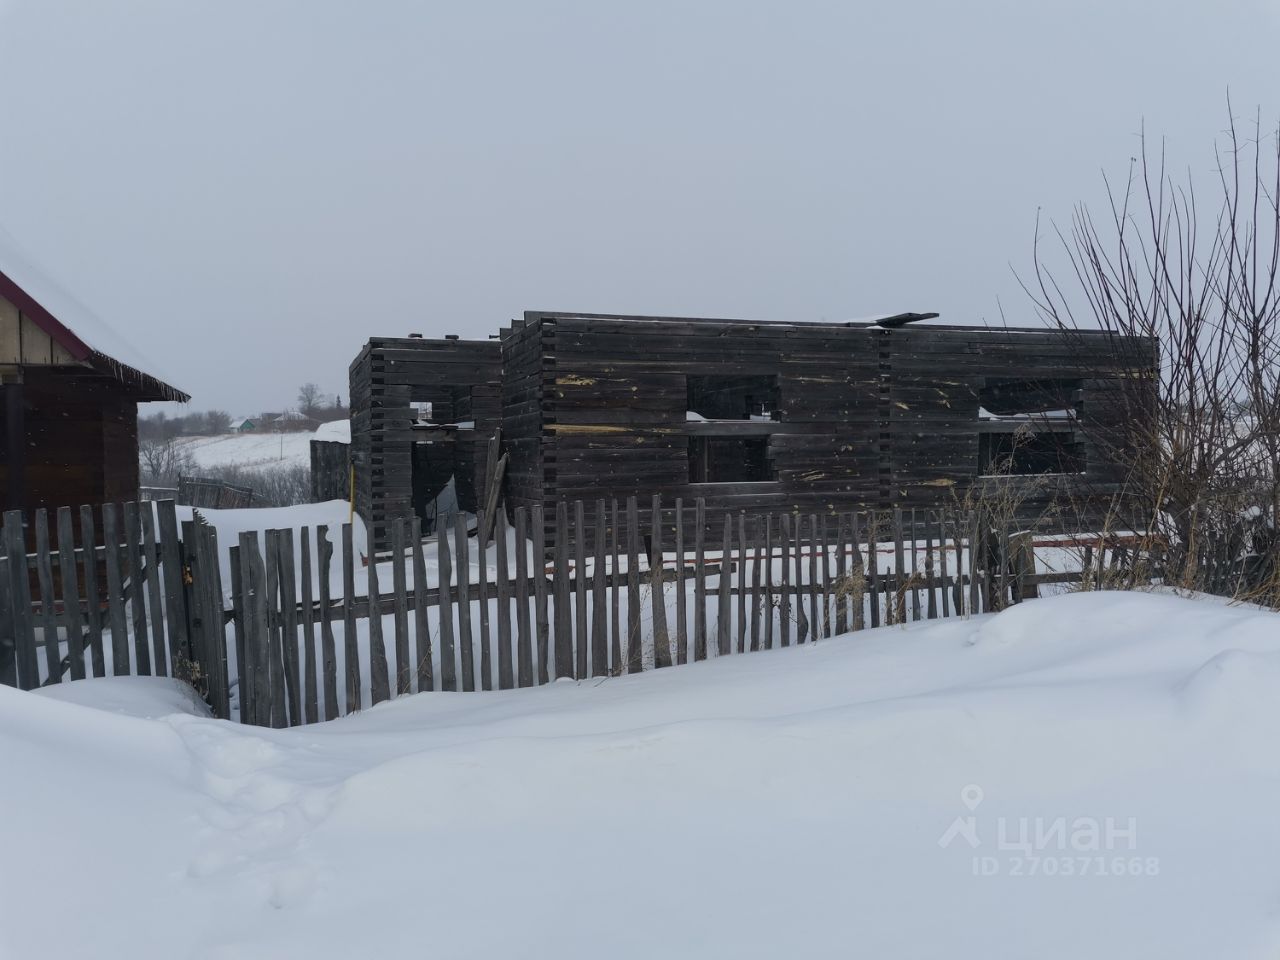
[650,495,670,669]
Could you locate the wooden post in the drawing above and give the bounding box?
[674,498,687,665]
[237,532,263,725]
[850,513,865,631]
[610,500,621,673]
[455,512,474,692]
[749,514,763,651]
[736,512,748,653]
[101,504,130,677]
[139,507,168,676]
[866,513,881,628]
[229,544,247,719]
[925,514,938,620]
[32,509,59,683]
[808,513,820,640]
[155,501,188,671]
[123,502,151,675]
[778,512,791,647]
[317,526,340,717]
[277,530,302,724]
[366,534,389,706]
[834,513,848,635]
[552,502,572,680]
[763,514,774,650]
[937,514,951,619]
[792,513,807,642]
[650,495,670,669]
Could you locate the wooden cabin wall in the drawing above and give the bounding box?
[499,319,548,519]
[0,368,138,516]
[349,337,501,552]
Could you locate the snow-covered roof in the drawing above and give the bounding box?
[0,226,188,401]
[314,419,351,443]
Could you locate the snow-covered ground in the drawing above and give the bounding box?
[175,420,347,471]
[4,591,1280,958]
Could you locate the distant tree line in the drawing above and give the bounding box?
[139,382,349,441]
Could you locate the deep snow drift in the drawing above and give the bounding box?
[3,592,1280,959]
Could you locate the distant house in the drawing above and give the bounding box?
[0,231,189,515]
[236,418,258,432]
[271,410,320,433]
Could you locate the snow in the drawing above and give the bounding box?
[0,224,184,395]
[312,419,350,443]
[3,591,1280,958]
[177,431,315,470]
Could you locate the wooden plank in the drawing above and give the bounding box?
[673,498,687,665]
[477,511,493,691]
[317,526,340,717]
[79,505,105,678]
[850,513,866,631]
[736,512,748,653]
[342,523,361,711]
[819,514,832,639]
[925,514,939,619]
[778,511,791,647]
[101,504,130,677]
[610,500,621,673]
[968,511,981,615]
[33,510,60,682]
[574,501,589,678]
[937,514,952,618]
[763,514,774,650]
[229,545,247,720]
[200,524,231,721]
[835,513,848,635]
[908,508,920,622]
[410,519,433,694]
[366,530,390,706]
[513,506,532,687]
[866,513,880,629]
[390,519,411,695]
[949,514,965,616]
[808,513,819,640]
[123,502,151,675]
[155,501,188,672]
[437,518,457,691]
[264,530,286,728]
[892,508,906,625]
[531,504,549,685]
[693,498,707,660]
[280,530,302,724]
[715,513,732,656]
[749,515,763,651]
[495,512,513,689]
[140,507,167,676]
[552,502,571,679]
[650,494,670,668]
[237,532,264,725]
[591,500,607,677]
[299,528,318,723]
[455,513,474,692]
[793,513,807,643]
[56,507,86,682]
[625,496,641,673]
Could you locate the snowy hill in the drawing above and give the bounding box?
[174,421,347,471]
[2,591,1280,957]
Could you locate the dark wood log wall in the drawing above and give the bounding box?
[509,312,1155,545]
[0,367,140,518]
[350,336,502,552]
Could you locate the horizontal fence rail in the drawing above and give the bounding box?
[0,495,1162,726]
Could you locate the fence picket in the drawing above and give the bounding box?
[123,503,151,675]
[367,533,390,706]
[808,513,820,640]
[937,514,951,619]
[438,519,456,692]
[625,496,641,673]
[156,500,188,671]
[79,505,106,677]
[318,526,339,717]
[496,513,513,689]
[300,528,318,723]
[779,512,791,647]
[674,498,687,665]
[100,505,130,677]
[763,515,774,650]
[835,513,848,635]
[716,513,732,656]
[792,513,807,643]
[264,530,286,728]
[850,513,865,631]
[513,506,532,687]
[200,524,231,720]
[478,511,493,691]
[925,515,938,620]
[531,504,549,685]
[229,545,247,720]
[694,498,707,660]
[610,500,621,673]
[591,500,607,677]
[573,502,588,679]
[410,519,433,694]
[56,507,86,681]
[551,502,571,680]
[342,524,361,711]
[650,495,670,669]
[33,510,59,683]
[390,518,411,696]
[737,512,748,653]
[866,513,881,628]
[278,530,301,724]
[139,507,168,676]
[455,513,474,692]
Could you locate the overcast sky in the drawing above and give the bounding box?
[0,0,1276,414]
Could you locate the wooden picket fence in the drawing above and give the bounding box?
[1,495,1141,726]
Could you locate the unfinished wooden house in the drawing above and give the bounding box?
[349,335,501,550]
[0,238,189,517]
[353,311,1155,549]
